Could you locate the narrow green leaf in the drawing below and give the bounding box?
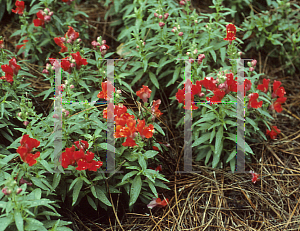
[144,150,158,159]
[72,178,83,206]
[129,175,142,206]
[226,149,237,163]
[149,71,159,89]
[14,211,24,231]
[192,133,211,147]
[138,154,147,170]
[95,186,112,206]
[87,196,97,210]
[209,49,216,62]
[220,47,226,62]
[153,122,165,135]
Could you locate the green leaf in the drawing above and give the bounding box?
[144,150,158,159]
[230,157,236,173]
[78,80,90,93]
[129,175,142,206]
[138,154,147,170]
[245,142,254,154]
[153,122,165,135]
[226,149,237,163]
[87,196,97,210]
[28,3,42,15]
[40,160,53,173]
[220,47,226,62]
[24,218,44,230]
[31,177,49,191]
[52,173,61,190]
[170,66,181,86]
[210,127,215,143]
[121,171,138,183]
[196,146,210,161]
[212,140,223,168]
[95,186,112,206]
[246,117,259,131]
[147,180,158,198]
[0,216,13,231]
[204,148,213,165]
[192,133,211,147]
[149,71,159,89]
[209,50,216,62]
[243,31,252,40]
[72,178,83,206]
[14,211,24,231]
[120,80,134,94]
[143,59,148,72]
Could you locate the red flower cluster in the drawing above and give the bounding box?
[60,140,103,171]
[71,52,87,70]
[97,81,115,100]
[257,79,286,112]
[0,58,21,83]
[12,1,25,15]
[266,125,281,139]
[247,93,263,109]
[33,8,53,28]
[151,99,163,119]
[102,104,155,147]
[16,135,40,166]
[147,197,169,209]
[54,26,79,53]
[223,24,236,42]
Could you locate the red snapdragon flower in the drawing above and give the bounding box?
[16,135,40,166]
[0,58,21,83]
[97,81,115,100]
[61,57,71,72]
[248,93,263,109]
[65,26,79,42]
[244,79,252,95]
[199,77,217,91]
[136,85,152,103]
[225,73,237,93]
[206,89,226,103]
[54,37,67,53]
[272,80,286,98]
[249,170,260,184]
[33,10,46,27]
[71,52,87,69]
[257,78,270,93]
[147,197,169,209]
[270,96,287,113]
[0,40,4,49]
[151,99,163,118]
[223,24,236,42]
[137,119,155,138]
[12,1,25,15]
[266,126,281,139]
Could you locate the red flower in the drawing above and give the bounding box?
[33,10,45,27]
[54,37,67,53]
[225,73,237,92]
[147,197,169,209]
[97,81,115,100]
[74,140,89,151]
[249,170,260,184]
[9,58,21,75]
[199,77,217,91]
[137,119,155,138]
[60,145,76,168]
[223,24,236,42]
[175,88,185,104]
[155,165,162,172]
[16,39,29,50]
[61,57,71,72]
[0,65,14,83]
[65,26,79,42]
[122,137,137,147]
[257,78,270,93]
[136,85,152,103]
[16,135,40,166]
[0,40,4,49]
[272,80,286,98]
[248,93,263,109]
[244,79,252,95]
[206,89,225,103]
[270,96,287,113]
[71,52,87,69]
[192,81,202,96]
[266,125,281,139]
[151,99,163,118]
[12,1,25,15]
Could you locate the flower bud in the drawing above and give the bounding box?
[42,69,49,74]
[77,38,81,43]
[44,8,49,14]
[177,25,180,30]
[251,59,257,67]
[194,20,198,23]
[44,15,51,23]
[178,32,183,36]
[70,63,75,68]
[159,22,165,27]
[238,52,243,56]
[154,13,158,17]
[186,52,190,55]
[164,13,169,20]
[197,54,205,64]
[66,39,72,43]
[23,121,29,126]
[18,112,22,117]
[136,45,139,49]
[179,1,185,5]
[158,15,162,19]
[199,93,205,97]
[2,188,11,195]
[193,49,198,55]
[53,114,59,119]
[117,90,121,94]
[70,85,74,89]
[16,188,22,195]
[171,29,175,32]
[249,67,254,72]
